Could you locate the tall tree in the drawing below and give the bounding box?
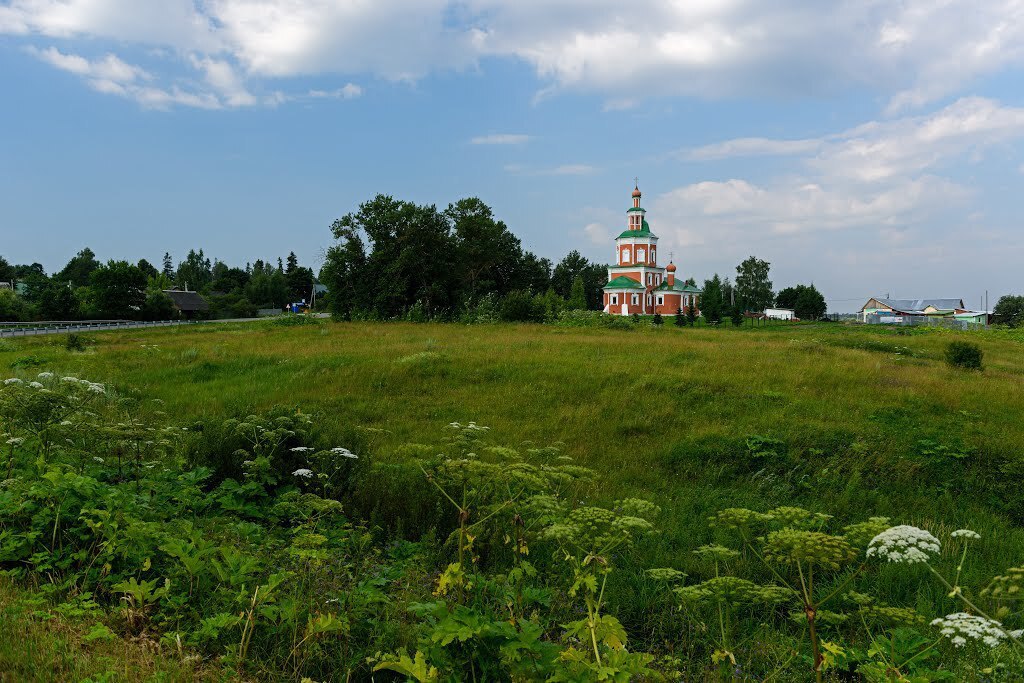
[701,274,726,324]
[88,261,147,319]
[55,248,99,287]
[162,252,175,278]
[176,249,212,291]
[137,258,159,280]
[735,256,773,312]
[38,281,80,320]
[447,198,524,301]
[0,256,14,283]
[567,275,587,310]
[776,284,826,320]
[551,250,605,309]
[993,295,1024,327]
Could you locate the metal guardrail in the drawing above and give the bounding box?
[0,319,198,338]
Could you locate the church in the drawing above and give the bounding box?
[602,184,702,316]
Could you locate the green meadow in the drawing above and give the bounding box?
[2,319,1023,681]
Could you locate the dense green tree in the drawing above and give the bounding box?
[88,260,147,319]
[567,275,587,310]
[0,289,33,321]
[519,252,553,293]
[652,311,664,326]
[37,281,80,320]
[137,259,159,280]
[776,284,827,320]
[141,290,176,320]
[735,256,773,312]
[993,295,1024,327]
[446,198,526,301]
[687,300,697,326]
[701,274,726,324]
[674,306,685,327]
[0,256,14,283]
[323,195,459,319]
[730,304,743,326]
[176,249,212,292]
[55,248,99,287]
[551,251,605,309]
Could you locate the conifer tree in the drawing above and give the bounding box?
[652,311,663,326]
[674,306,685,327]
[686,300,698,326]
[567,275,587,310]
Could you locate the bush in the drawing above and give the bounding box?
[65,333,85,352]
[499,290,545,322]
[945,340,983,370]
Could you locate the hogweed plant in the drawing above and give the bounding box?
[704,506,893,682]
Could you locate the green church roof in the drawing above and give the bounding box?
[603,275,644,290]
[617,219,657,239]
[626,207,646,213]
[654,280,703,293]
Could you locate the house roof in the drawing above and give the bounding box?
[603,275,645,290]
[865,297,964,313]
[617,219,658,239]
[163,290,210,311]
[654,280,702,293]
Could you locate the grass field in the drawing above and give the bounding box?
[2,319,1023,679]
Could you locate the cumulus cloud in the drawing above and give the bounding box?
[650,96,1024,253]
[4,1,1024,110]
[470,134,532,145]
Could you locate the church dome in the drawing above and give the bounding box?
[631,186,642,198]
[666,262,677,272]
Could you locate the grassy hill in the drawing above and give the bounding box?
[1,319,1022,680]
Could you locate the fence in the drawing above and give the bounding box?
[0,319,196,338]
[861,313,987,331]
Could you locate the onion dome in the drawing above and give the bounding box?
[666,261,677,272]
[632,185,642,198]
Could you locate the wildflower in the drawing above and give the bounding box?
[931,613,1011,648]
[647,568,687,582]
[86,383,105,394]
[290,446,313,453]
[3,378,23,385]
[330,447,358,459]
[37,372,54,379]
[867,525,940,564]
[29,381,44,389]
[292,468,313,478]
[93,457,104,463]
[61,376,79,383]
[6,437,25,446]
[951,529,981,540]
[60,420,72,426]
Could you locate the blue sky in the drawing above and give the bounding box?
[1,1,1023,311]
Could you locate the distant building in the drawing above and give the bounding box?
[859,297,967,323]
[0,282,12,291]
[765,308,796,320]
[163,290,210,319]
[602,184,702,315]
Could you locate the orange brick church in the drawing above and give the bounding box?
[602,184,702,316]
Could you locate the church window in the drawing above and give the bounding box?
[631,294,639,305]
[657,295,664,306]
[622,248,631,263]
[611,294,618,305]
[637,248,646,262]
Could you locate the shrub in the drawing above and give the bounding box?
[945,340,983,370]
[65,333,85,352]
[652,312,664,326]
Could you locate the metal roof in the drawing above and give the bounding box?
[869,298,964,312]
[163,290,210,311]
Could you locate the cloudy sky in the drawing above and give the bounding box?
[2,1,1023,310]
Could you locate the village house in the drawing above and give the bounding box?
[602,184,702,316]
[163,289,210,319]
[859,297,967,322]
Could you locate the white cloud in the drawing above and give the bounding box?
[470,134,531,145]
[582,222,607,245]
[685,137,823,161]
[308,83,363,99]
[5,1,1024,110]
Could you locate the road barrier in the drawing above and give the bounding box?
[0,319,198,338]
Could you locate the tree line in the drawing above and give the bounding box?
[0,248,318,322]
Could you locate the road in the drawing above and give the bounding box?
[0,317,261,338]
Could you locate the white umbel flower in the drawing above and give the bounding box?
[3,378,23,385]
[867,525,941,564]
[290,446,313,453]
[29,381,44,389]
[330,447,358,459]
[951,529,981,540]
[292,468,313,478]
[931,613,1011,648]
